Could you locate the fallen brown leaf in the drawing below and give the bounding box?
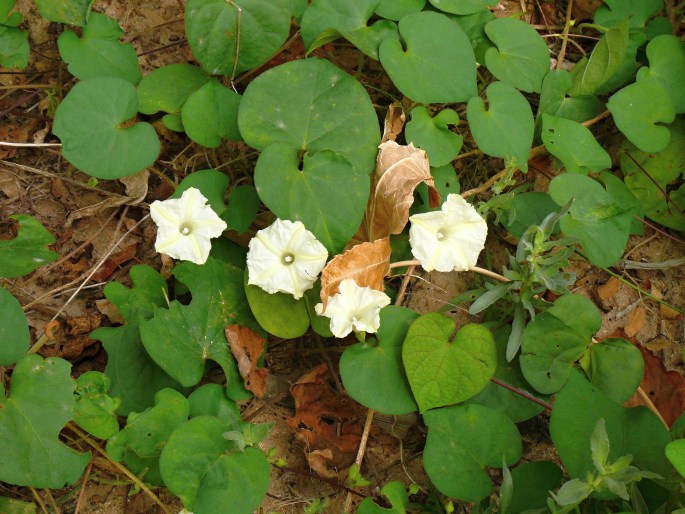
[225,325,268,397]
[381,102,406,143]
[319,237,391,310]
[92,243,138,282]
[624,306,647,337]
[597,277,621,301]
[287,364,362,478]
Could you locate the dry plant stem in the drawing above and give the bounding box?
[491,377,552,411]
[388,260,509,283]
[67,423,172,514]
[0,141,62,147]
[637,386,669,430]
[29,487,48,514]
[618,256,685,270]
[43,488,60,514]
[556,0,574,70]
[74,454,95,514]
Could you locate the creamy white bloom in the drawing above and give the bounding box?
[315,279,391,338]
[150,187,227,265]
[408,193,487,272]
[247,219,328,299]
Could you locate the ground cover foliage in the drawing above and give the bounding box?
[1,0,685,512]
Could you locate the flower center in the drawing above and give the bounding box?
[180,224,193,236]
[282,252,295,265]
[436,230,445,240]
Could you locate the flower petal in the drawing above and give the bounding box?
[317,279,390,338]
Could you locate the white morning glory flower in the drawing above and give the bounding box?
[247,218,328,299]
[408,193,488,272]
[315,278,391,338]
[149,187,227,265]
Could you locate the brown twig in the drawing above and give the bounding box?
[490,377,552,411]
[556,0,574,70]
[74,453,95,514]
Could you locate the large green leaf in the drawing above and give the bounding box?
[509,461,563,514]
[0,354,90,488]
[636,35,685,114]
[429,0,492,15]
[580,338,644,403]
[185,0,292,76]
[301,0,398,59]
[160,416,270,514]
[620,117,685,231]
[33,0,93,25]
[340,306,419,415]
[181,81,242,148]
[0,215,58,278]
[254,143,368,253]
[0,1,28,68]
[405,106,463,167]
[541,114,611,175]
[375,0,425,20]
[520,294,601,394]
[0,288,28,365]
[53,77,160,179]
[549,174,633,267]
[467,81,534,172]
[137,63,211,116]
[57,13,141,84]
[140,257,255,398]
[594,0,663,29]
[238,57,380,175]
[423,404,521,502]
[73,371,121,440]
[666,440,685,478]
[483,18,550,93]
[403,313,496,413]
[378,11,477,103]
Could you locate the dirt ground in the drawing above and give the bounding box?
[1,0,684,513]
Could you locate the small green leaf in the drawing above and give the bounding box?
[53,77,160,179]
[185,0,292,76]
[581,338,644,403]
[188,384,240,427]
[254,144,368,254]
[224,185,260,234]
[137,63,211,116]
[520,294,601,394]
[238,58,381,176]
[553,479,593,506]
[467,81,534,172]
[73,371,121,440]
[379,11,477,103]
[244,268,310,339]
[0,2,28,68]
[340,306,419,415]
[403,314,496,412]
[106,388,189,485]
[0,288,28,365]
[429,0,493,15]
[0,496,37,514]
[33,0,93,26]
[636,35,685,114]
[375,0,425,20]
[160,416,270,514]
[508,461,563,514]
[483,18,550,93]
[57,13,141,84]
[607,80,675,153]
[405,107,463,167]
[537,70,601,127]
[356,481,409,513]
[541,114,611,175]
[591,418,611,471]
[0,215,59,278]
[0,354,90,488]
[594,0,663,29]
[423,404,522,502]
[173,169,229,216]
[181,81,242,147]
[665,439,685,478]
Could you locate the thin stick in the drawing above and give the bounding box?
[581,109,611,127]
[29,487,48,514]
[490,377,552,411]
[74,453,95,514]
[0,141,61,147]
[343,408,375,513]
[556,0,574,70]
[636,386,669,430]
[618,257,685,270]
[42,488,61,514]
[388,260,509,283]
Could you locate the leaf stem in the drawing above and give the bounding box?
[556,0,574,70]
[490,377,552,411]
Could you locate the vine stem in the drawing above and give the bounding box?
[491,377,552,411]
[388,259,509,283]
[556,0,574,70]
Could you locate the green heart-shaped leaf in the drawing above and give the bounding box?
[185,0,292,76]
[0,214,58,278]
[57,13,141,84]
[467,81,534,172]
[73,371,121,440]
[403,313,496,413]
[536,70,601,136]
[188,384,240,426]
[173,169,229,216]
[340,306,419,415]
[254,144,369,253]
[33,0,93,25]
[429,0,492,15]
[483,17,550,93]
[405,106,463,167]
[53,77,160,179]
[520,294,601,394]
[541,114,611,175]
[238,58,380,175]
[0,287,29,366]
[594,0,663,29]
[181,81,242,147]
[137,63,211,116]
[375,0,425,20]
[0,1,28,69]
[580,338,644,403]
[0,354,90,488]
[636,34,685,114]
[379,11,477,103]
[423,404,521,502]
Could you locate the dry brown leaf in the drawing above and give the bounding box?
[287,363,362,478]
[381,102,406,143]
[319,237,391,309]
[624,306,647,337]
[353,141,439,243]
[92,242,138,282]
[225,325,268,397]
[95,298,125,324]
[597,276,621,301]
[0,124,31,159]
[573,0,603,20]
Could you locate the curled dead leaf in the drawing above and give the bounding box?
[319,237,391,309]
[225,325,268,397]
[382,102,406,143]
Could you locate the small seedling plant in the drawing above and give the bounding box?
[1,0,685,512]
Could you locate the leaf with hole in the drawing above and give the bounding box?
[0,215,58,278]
[403,313,496,412]
[53,77,160,179]
[58,13,141,84]
[33,0,93,25]
[636,35,685,114]
[238,58,380,175]
[340,306,419,415]
[423,404,521,502]
[520,294,601,394]
[0,288,28,366]
[185,0,292,76]
[379,11,477,103]
[405,107,463,167]
[541,114,611,175]
[73,371,121,440]
[483,17,550,93]
[0,354,90,488]
[0,0,28,69]
[580,338,644,403]
[467,81,534,172]
[375,0,425,20]
[181,81,242,148]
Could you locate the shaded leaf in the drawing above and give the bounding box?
[225,325,268,398]
[0,215,59,278]
[405,106,463,167]
[33,0,93,25]
[541,114,611,174]
[137,63,211,116]
[0,287,29,365]
[636,35,685,114]
[375,0,425,20]
[581,338,644,403]
[356,481,409,513]
[429,0,492,15]
[181,81,242,147]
